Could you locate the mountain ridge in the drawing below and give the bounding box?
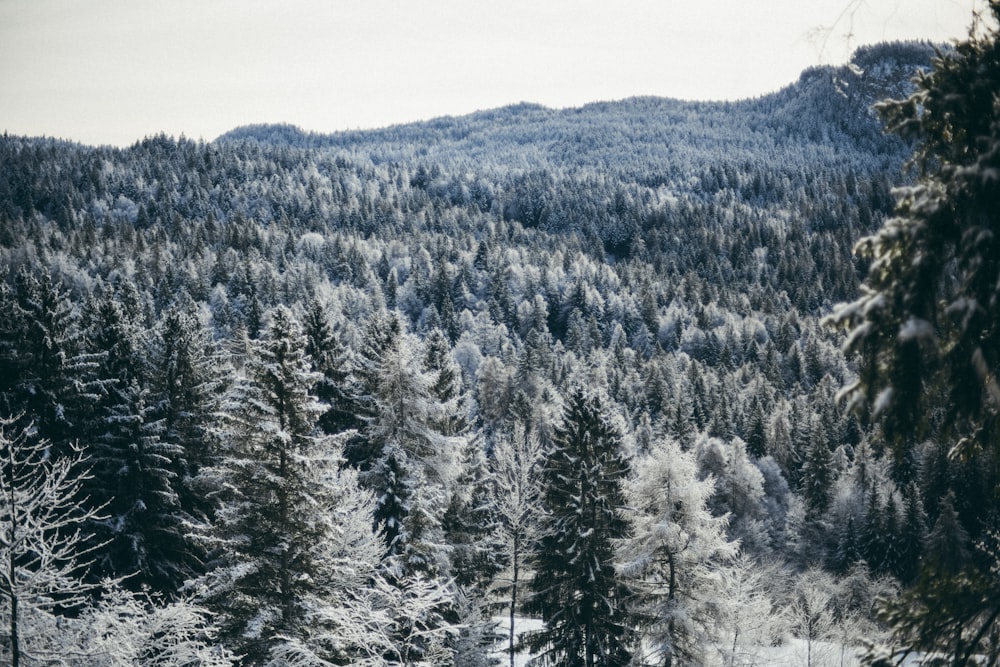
[216,41,936,171]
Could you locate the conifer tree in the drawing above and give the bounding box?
[800,433,835,521]
[828,6,1000,655]
[524,389,634,667]
[147,301,225,522]
[194,305,405,664]
[2,267,96,458]
[300,296,354,436]
[81,288,194,593]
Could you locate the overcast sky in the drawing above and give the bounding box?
[0,0,986,147]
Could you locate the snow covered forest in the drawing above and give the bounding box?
[1,34,999,665]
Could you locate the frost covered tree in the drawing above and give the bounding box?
[300,295,354,436]
[713,552,785,667]
[0,267,96,459]
[787,569,836,667]
[361,321,457,577]
[81,287,198,594]
[489,421,544,667]
[618,434,737,666]
[193,305,402,664]
[0,416,104,667]
[61,587,236,667]
[524,389,635,667]
[0,413,231,666]
[147,300,226,519]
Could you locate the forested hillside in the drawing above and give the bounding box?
[2,40,993,665]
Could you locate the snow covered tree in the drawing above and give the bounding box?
[343,311,403,469]
[787,569,836,667]
[489,421,544,667]
[618,434,737,666]
[0,267,96,459]
[300,295,355,436]
[62,587,236,667]
[147,301,226,515]
[0,416,104,667]
[713,552,785,667]
[0,415,228,665]
[360,321,458,578]
[524,389,635,667]
[194,305,405,664]
[694,434,768,552]
[81,288,197,594]
[800,430,835,522]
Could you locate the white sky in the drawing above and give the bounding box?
[0,0,986,147]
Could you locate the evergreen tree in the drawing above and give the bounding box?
[2,267,96,458]
[147,302,225,523]
[800,430,835,521]
[194,305,397,663]
[300,296,354,436]
[524,389,634,667]
[828,6,1000,656]
[359,321,456,575]
[81,288,194,593]
[342,310,402,470]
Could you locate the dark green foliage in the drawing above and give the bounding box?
[830,6,1000,658]
[1,266,95,457]
[147,301,224,520]
[801,433,834,520]
[199,306,329,662]
[81,287,189,591]
[524,390,634,667]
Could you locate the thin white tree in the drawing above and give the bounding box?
[0,415,106,667]
[488,421,544,667]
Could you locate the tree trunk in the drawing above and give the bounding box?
[509,531,519,667]
[9,588,19,667]
[7,451,20,667]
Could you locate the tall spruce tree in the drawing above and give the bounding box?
[194,305,349,662]
[147,301,225,525]
[524,389,634,667]
[2,266,96,458]
[82,287,193,593]
[828,4,1000,660]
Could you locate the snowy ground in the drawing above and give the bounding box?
[490,617,545,667]
[489,617,930,667]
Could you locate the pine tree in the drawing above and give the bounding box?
[342,310,402,470]
[800,430,835,521]
[360,321,455,572]
[147,301,225,522]
[524,389,634,667]
[195,305,393,663]
[827,7,1000,654]
[300,296,354,436]
[81,288,193,593]
[2,266,96,459]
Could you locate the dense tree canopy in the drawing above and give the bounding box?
[2,38,987,663]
